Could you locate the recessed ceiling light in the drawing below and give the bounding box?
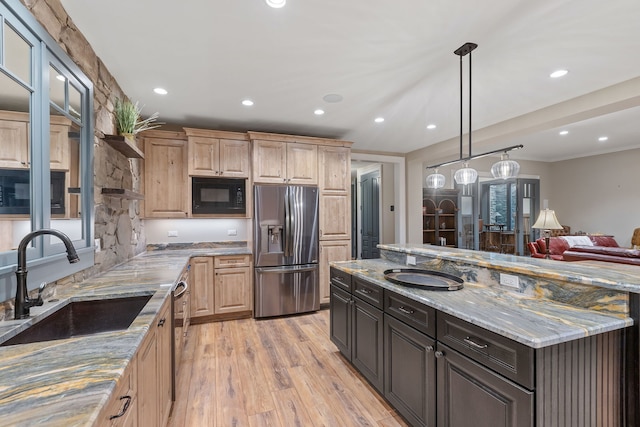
[323,93,343,103]
[550,69,568,78]
[242,99,254,106]
[427,124,436,130]
[266,0,286,8]
[559,130,569,135]
[374,117,385,123]
[314,109,325,116]
[598,136,608,142]
[153,87,168,95]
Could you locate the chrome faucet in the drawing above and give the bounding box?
[14,229,79,320]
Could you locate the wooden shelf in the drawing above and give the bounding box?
[103,134,144,158]
[101,188,144,200]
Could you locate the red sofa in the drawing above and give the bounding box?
[528,235,640,266]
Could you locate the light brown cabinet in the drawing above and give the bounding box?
[49,117,71,171]
[319,240,350,305]
[143,131,189,218]
[137,297,172,427]
[190,256,215,318]
[251,139,318,184]
[101,357,138,426]
[190,255,253,321]
[185,128,249,178]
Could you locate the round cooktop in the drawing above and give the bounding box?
[383,269,464,291]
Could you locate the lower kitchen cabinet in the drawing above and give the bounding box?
[329,271,384,393]
[137,297,172,427]
[191,255,253,321]
[101,357,138,426]
[384,313,436,427]
[319,240,351,305]
[436,343,533,427]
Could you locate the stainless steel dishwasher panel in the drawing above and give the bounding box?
[254,264,319,318]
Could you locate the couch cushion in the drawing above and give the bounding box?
[589,236,619,247]
[569,245,640,258]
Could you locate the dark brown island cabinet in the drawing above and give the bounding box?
[329,268,624,427]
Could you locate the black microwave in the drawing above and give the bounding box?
[192,177,246,215]
[0,169,66,215]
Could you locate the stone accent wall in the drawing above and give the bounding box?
[16,1,145,279]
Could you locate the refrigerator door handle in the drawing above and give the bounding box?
[255,265,318,274]
[284,188,291,257]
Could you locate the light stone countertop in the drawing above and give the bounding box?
[330,257,633,348]
[0,245,251,427]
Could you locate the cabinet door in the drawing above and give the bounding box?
[102,358,137,427]
[384,314,436,427]
[319,240,351,305]
[189,136,219,176]
[49,123,70,170]
[0,117,29,168]
[219,139,249,177]
[190,256,215,318]
[329,284,351,358]
[436,344,533,427]
[157,301,173,427]
[318,145,350,193]
[144,137,188,218]
[319,194,351,241]
[214,266,252,314]
[137,328,158,427]
[252,139,286,183]
[352,298,384,392]
[286,142,317,184]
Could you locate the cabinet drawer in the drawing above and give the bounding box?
[384,291,436,338]
[214,254,251,268]
[437,311,534,389]
[102,358,137,424]
[330,267,352,292]
[352,277,383,309]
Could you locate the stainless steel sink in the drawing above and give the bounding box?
[1,294,152,346]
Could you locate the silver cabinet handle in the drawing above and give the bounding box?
[398,306,415,315]
[426,345,434,352]
[434,351,444,358]
[356,288,372,295]
[464,337,488,349]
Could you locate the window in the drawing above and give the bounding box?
[0,0,94,302]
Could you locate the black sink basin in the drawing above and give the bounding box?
[1,294,152,346]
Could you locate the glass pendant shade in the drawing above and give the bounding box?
[426,170,445,189]
[491,153,520,179]
[454,163,478,185]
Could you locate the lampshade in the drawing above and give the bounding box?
[532,209,563,230]
[491,153,520,180]
[426,169,445,189]
[454,163,478,185]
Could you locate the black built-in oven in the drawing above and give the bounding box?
[191,177,246,215]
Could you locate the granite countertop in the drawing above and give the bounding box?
[331,258,633,349]
[379,244,640,293]
[0,245,251,427]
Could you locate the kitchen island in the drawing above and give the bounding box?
[0,245,250,426]
[330,244,640,427]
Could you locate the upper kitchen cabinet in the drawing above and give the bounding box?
[318,145,351,194]
[143,130,189,218]
[249,132,318,184]
[184,128,249,178]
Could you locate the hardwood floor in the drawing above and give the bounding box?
[168,309,409,427]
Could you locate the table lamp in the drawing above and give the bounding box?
[532,209,563,259]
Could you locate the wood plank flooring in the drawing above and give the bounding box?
[168,309,409,427]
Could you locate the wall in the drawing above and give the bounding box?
[18,1,143,277]
[381,162,396,244]
[549,148,640,247]
[145,219,250,244]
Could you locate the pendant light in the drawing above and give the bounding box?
[425,43,524,185]
[491,152,520,179]
[426,168,445,189]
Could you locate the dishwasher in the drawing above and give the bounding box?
[172,264,190,400]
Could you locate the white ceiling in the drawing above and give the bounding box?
[59,0,640,161]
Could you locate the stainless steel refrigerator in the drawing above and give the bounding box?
[253,184,319,318]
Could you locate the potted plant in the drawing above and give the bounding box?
[113,97,162,137]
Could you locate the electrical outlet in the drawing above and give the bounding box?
[500,273,519,288]
[168,230,178,237]
[94,238,101,253]
[228,229,237,236]
[407,255,417,266]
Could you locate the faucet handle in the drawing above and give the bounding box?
[34,282,46,306]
